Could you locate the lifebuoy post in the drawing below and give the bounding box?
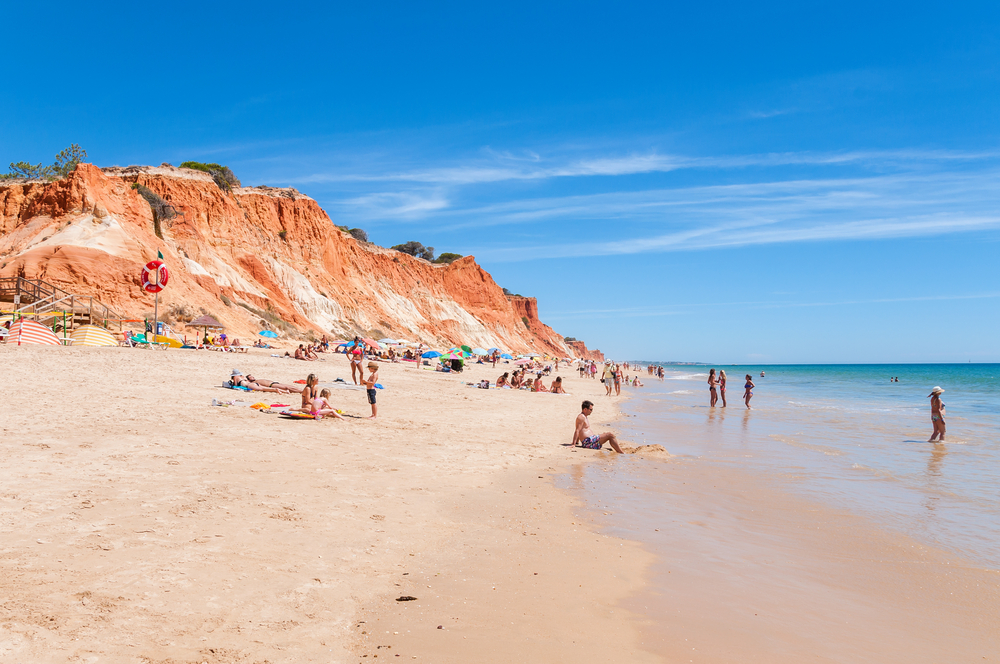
[141,252,169,345]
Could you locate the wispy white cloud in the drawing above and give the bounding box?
[542,292,1000,320]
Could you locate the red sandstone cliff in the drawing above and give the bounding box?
[0,164,594,356]
[565,340,605,363]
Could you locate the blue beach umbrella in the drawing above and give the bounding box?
[487,347,499,352]
[422,350,442,358]
[500,353,513,359]
[259,330,278,338]
[471,347,488,355]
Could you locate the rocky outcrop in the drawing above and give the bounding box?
[0,164,597,356]
[565,340,605,363]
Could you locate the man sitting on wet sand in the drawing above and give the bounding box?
[572,400,624,453]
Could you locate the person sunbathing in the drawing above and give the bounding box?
[524,378,534,391]
[496,372,510,388]
[550,377,568,394]
[229,370,292,393]
[534,373,548,392]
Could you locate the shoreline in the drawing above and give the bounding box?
[0,346,657,662]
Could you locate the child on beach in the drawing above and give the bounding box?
[364,361,379,419]
[313,388,345,420]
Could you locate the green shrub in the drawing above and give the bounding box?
[392,241,434,261]
[179,161,241,192]
[278,230,288,241]
[1,144,87,181]
[220,294,232,306]
[522,316,530,328]
[131,183,176,239]
[563,336,577,342]
[433,252,462,264]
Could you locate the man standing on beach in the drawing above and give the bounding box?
[572,400,624,453]
[603,362,615,396]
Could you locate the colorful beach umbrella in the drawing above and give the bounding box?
[70,325,118,347]
[259,330,278,338]
[7,319,61,346]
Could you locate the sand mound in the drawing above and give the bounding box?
[621,444,670,456]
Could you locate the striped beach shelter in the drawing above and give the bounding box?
[70,324,119,347]
[6,319,61,346]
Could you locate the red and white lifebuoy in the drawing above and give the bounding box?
[141,260,169,293]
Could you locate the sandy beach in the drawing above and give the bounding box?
[0,346,658,663]
[4,346,999,663]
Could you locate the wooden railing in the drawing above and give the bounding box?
[0,276,123,333]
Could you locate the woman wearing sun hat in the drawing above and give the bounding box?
[928,386,946,442]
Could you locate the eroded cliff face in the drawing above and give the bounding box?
[0,164,592,356]
[566,340,605,363]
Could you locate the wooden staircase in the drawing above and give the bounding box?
[0,276,123,332]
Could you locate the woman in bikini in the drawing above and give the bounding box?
[719,370,727,407]
[293,373,319,415]
[708,369,718,407]
[928,386,946,442]
[349,336,364,385]
[496,372,510,388]
[743,374,755,409]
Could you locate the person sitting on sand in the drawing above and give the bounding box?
[534,373,548,392]
[510,371,522,389]
[572,400,624,453]
[550,376,568,394]
[291,373,319,414]
[312,388,345,420]
[497,372,510,388]
[632,376,643,387]
[523,377,534,390]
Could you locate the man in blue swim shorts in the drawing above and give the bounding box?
[572,400,624,453]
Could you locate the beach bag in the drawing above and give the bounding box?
[600,378,605,383]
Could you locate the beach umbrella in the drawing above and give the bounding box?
[514,358,532,365]
[361,338,382,350]
[7,319,61,346]
[471,347,488,355]
[487,347,499,352]
[460,345,472,353]
[378,338,397,344]
[259,330,278,338]
[525,353,540,358]
[70,325,118,347]
[189,314,224,340]
[421,350,442,358]
[500,353,513,359]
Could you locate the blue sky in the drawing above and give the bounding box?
[4,2,1000,362]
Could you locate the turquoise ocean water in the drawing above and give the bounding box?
[599,363,1000,568]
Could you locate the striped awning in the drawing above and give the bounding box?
[70,324,119,347]
[5,319,61,346]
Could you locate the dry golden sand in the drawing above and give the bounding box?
[0,346,659,663]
